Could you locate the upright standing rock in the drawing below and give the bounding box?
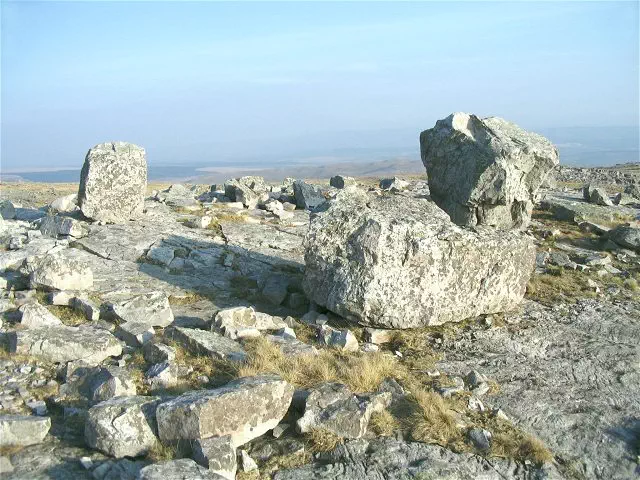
[420,113,559,229]
[78,142,147,223]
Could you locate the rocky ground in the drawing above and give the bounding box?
[0,166,639,480]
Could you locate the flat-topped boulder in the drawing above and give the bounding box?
[78,141,147,223]
[166,327,247,361]
[9,325,122,365]
[24,254,93,291]
[420,112,559,229]
[0,415,51,447]
[156,375,294,448]
[303,190,535,328]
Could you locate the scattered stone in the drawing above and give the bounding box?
[0,200,16,220]
[79,457,93,469]
[156,184,200,209]
[265,335,318,357]
[608,224,640,251]
[261,275,290,305]
[464,370,488,389]
[18,302,63,328]
[168,327,247,361]
[115,322,155,346]
[363,328,393,345]
[330,176,357,189]
[613,192,636,206]
[0,415,51,446]
[72,296,101,321]
[145,362,179,391]
[420,112,558,229]
[85,395,160,458]
[49,193,79,213]
[296,382,391,438]
[39,215,86,239]
[293,180,326,210]
[190,215,212,229]
[239,450,258,472]
[9,325,122,365]
[272,423,290,438]
[303,190,536,328]
[156,375,294,448]
[48,290,76,306]
[317,325,359,352]
[143,342,176,364]
[583,185,614,206]
[467,428,492,451]
[146,245,175,267]
[225,176,269,209]
[26,254,94,291]
[62,365,137,404]
[192,435,237,480]
[104,292,174,327]
[26,399,47,416]
[138,459,223,480]
[78,141,147,223]
[379,177,408,192]
[214,307,286,339]
[467,397,485,412]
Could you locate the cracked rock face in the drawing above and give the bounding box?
[156,375,294,448]
[303,190,536,328]
[78,142,147,224]
[0,415,51,447]
[85,395,160,458]
[420,112,559,229]
[138,459,226,479]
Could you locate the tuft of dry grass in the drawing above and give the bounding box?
[259,451,312,478]
[623,278,639,291]
[526,269,598,306]
[44,305,87,326]
[490,431,554,465]
[146,441,178,462]
[405,386,460,446]
[168,292,208,306]
[236,336,397,393]
[305,428,343,452]
[369,409,399,436]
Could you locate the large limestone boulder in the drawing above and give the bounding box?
[9,325,122,365]
[156,375,294,448]
[420,113,559,229]
[78,141,147,223]
[303,190,536,328]
[85,396,160,458]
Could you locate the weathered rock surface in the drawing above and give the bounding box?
[78,141,147,223]
[213,307,286,339]
[156,375,294,448]
[420,112,559,229]
[167,327,247,361]
[49,193,79,213]
[296,383,391,438]
[303,190,536,328]
[9,325,122,365]
[0,200,17,220]
[138,459,226,479]
[0,415,51,447]
[192,435,236,480]
[61,364,137,404]
[18,302,62,328]
[293,180,326,210]
[608,224,640,251]
[224,176,269,209]
[274,438,560,480]
[330,175,356,189]
[25,254,94,291]
[583,184,614,206]
[104,292,174,327]
[85,396,160,458]
[39,215,86,239]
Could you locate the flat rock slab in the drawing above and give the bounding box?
[9,325,122,365]
[156,375,294,448]
[85,396,160,458]
[540,194,638,225]
[303,190,536,328]
[166,327,246,361]
[138,459,225,480]
[104,291,174,327]
[0,415,51,447]
[274,438,561,480]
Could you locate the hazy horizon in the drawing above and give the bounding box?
[2,1,639,172]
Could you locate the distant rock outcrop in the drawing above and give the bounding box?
[78,142,147,223]
[420,113,559,229]
[303,190,535,328]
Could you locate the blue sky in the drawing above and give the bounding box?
[1,1,638,170]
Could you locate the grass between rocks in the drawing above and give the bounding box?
[44,305,88,326]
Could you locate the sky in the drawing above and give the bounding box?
[1,0,639,171]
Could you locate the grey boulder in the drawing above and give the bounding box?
[156,375,294,448]
[104,292,174,327]
[330,176,357,189]
[192,435,237,480]
[296,382,391,438]
[0,415,51,447]
[167,327,247,361]
[25,254,93,291]
[608,224,640,251]
[18,302,62,328]
[9,325,122,365]
[85,396,160,458]
[78,141,147,223]
[39,215,86,239]
[303,190,536,328]
[420,112,558,229]
[583,185,613,206]
[293,180,326,210]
